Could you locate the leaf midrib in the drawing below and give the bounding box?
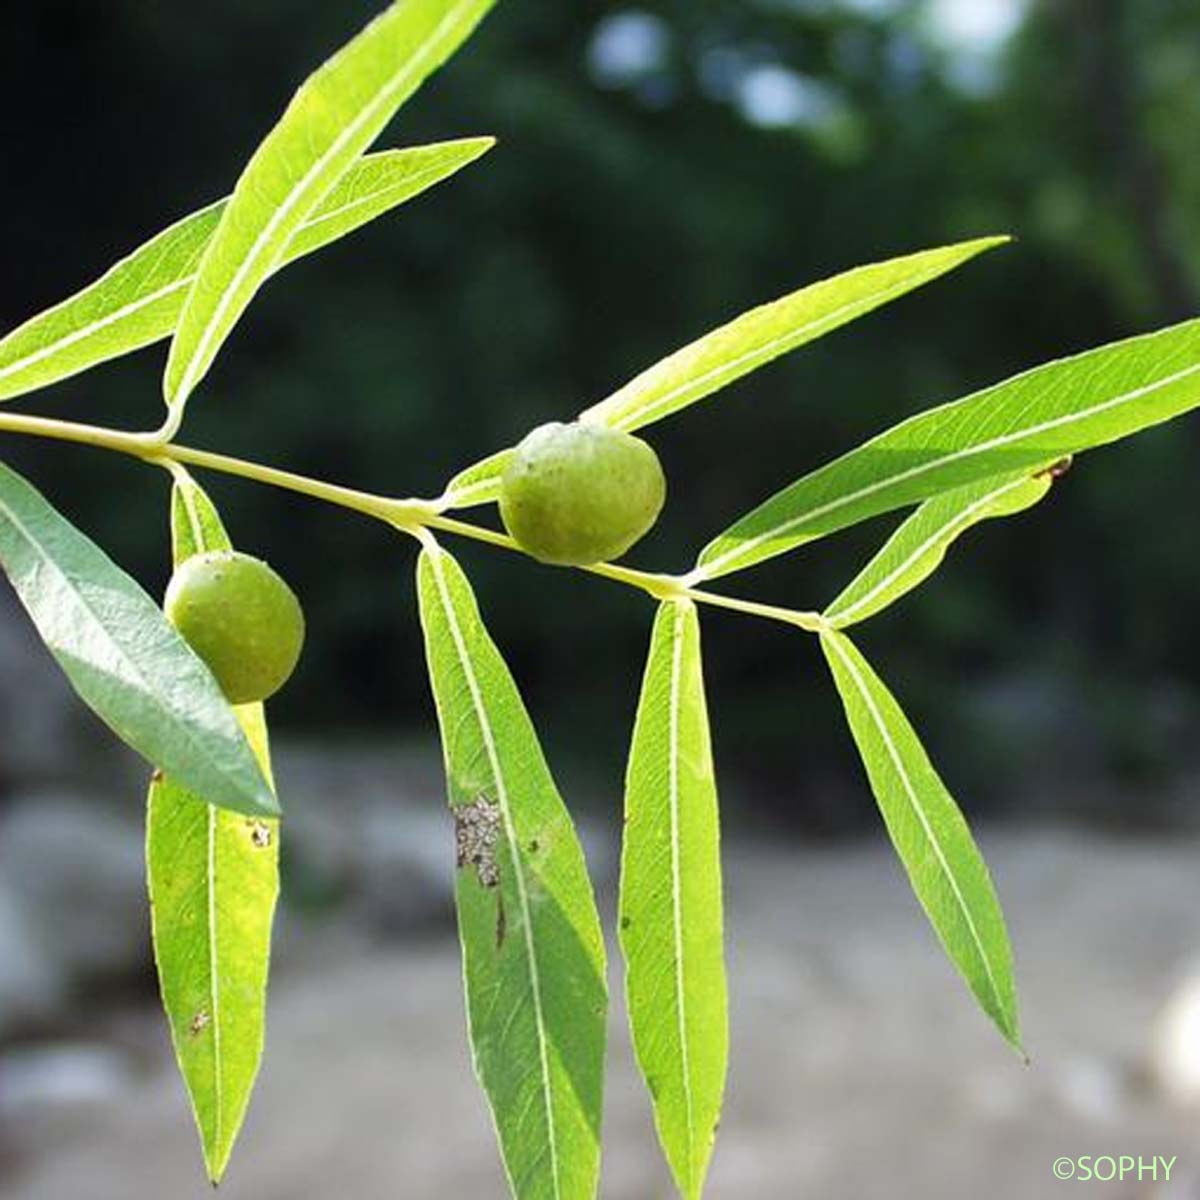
[206,804,225,1165]
[667,601,697,1190]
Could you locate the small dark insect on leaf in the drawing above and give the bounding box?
[455,795,502,888]
[188,1009,211,1038]
[151,769,165,784]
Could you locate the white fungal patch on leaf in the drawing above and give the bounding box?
[455,795,502,888]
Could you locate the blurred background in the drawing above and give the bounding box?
[2,0,1200,1196]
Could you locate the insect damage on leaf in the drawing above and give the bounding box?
[1036,456,1074,481]
[495,892,507,950]
[246,820,273,849]
[455,796,502,888]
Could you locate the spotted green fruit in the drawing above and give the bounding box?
[165,551,305,705]
[500,422,667,566]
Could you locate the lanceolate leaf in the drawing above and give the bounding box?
[825,469,1055,628]
[440,238,1007,510]
[820,629,1020,1046]
[165,0,497,413]
[416,540,607,1199]
[0,141,492,403]
[695,317,1200,580]
[148,470,280,1183]
[171,473,236,563]
[583,238,1008,434]
[441,447,514,510]
[620,601,727,1200]
[0,460,275,817]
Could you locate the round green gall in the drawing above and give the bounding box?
[165,550,305,705]
[499,421,667,566]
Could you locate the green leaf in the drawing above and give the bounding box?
[583,237,1008,434]
[441,238,1006,510]
[170,471,236,563]
[695,317,1200,580]
[0,460,275,817]
[825,469,1056,628]
[0,140,492,403]
[148,470,280,1183]
[416,540,607,1200]
[820,629,1020,1047]
[619,601,727,1200]
[441,447,514,509]
[165,0,497,414]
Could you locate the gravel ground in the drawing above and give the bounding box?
[2,828,1199,1200]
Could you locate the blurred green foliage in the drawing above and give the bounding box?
[2,0,1199,826]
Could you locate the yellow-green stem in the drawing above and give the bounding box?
[0,409,825,634]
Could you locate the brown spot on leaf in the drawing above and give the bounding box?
[495,892,507,950]
[151,769,165,784]
[455,796,502,889]
[189,1009,211,1038]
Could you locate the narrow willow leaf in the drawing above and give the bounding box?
[0,460,275,816]
[583,237,1008,434]
[170,473,235,563]
[440,239,1006,510]
[165,0,497,413]
[0,140,492,403]
[441,447,514,509]
[820,629,1020,1046]
[619,601,727,1200]
[825,469,1055,628]
[417,541,607,1200]
[695,317,1200,580]
[149,471,279,1183]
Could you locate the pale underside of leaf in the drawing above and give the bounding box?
[165,0,497,413]
[820,629,1020,1047]
[0,140,492,402]
[825,469,1054,627]
[695,317,1200,581]
[0,461,274,816]
[440,238,1007,510]
[619,600,727,1200]
[416,541,606,1200]
[148,469,279,1184]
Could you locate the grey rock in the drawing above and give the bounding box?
[0,881,64,1036]
[0,796,148,994]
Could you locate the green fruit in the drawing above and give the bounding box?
[165,551,305,705]
[500,421,667,566]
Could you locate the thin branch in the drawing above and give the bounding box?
[0,409,826,636]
